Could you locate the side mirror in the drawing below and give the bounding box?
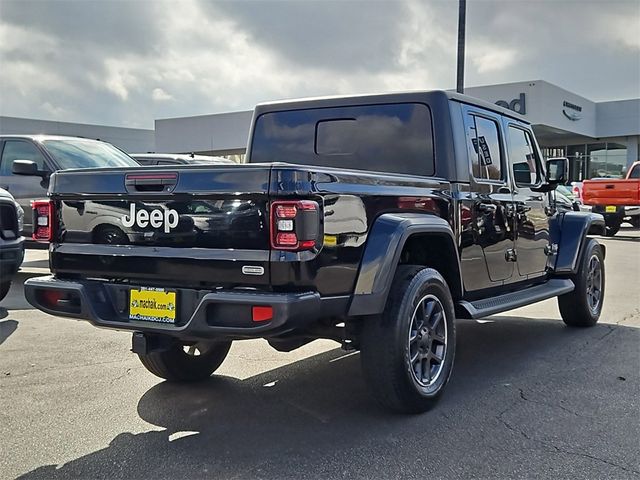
[546,157,569,185]
[12,160,49,178]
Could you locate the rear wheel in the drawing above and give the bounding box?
[360,266,456,413]
[138,340,232,381]
[558,239,605,327]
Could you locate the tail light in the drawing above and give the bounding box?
[270,200,320,251]
[32,200,54,242]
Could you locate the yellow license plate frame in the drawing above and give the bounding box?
[129,287,177,323]
[605,206,617,213]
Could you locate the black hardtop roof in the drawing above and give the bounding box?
[253,89,528,124]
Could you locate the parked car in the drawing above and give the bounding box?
[552,185,580,213]
[0,135,139,236]
[0,188,24,301]
[23,91,606,413]
[582,161,640,235]
[131,153,235,166]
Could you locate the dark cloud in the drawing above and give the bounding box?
[0,0,164,54]
[206,0,409,72]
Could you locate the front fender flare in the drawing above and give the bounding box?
[348,213,461,316]
[552,212,606,275]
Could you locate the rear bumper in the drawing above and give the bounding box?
[24,275,346,340]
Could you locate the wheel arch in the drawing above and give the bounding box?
[348,213,462,317]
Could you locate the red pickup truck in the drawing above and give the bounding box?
[583,161,640,235]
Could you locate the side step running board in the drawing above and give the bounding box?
[456,279,575,319]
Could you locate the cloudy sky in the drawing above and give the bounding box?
[0,0,638,128]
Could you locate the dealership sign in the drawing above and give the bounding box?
[562,100,582,121]
[495,93,526,115]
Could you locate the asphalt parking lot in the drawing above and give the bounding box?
[1,229,639,479]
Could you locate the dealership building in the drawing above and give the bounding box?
[2,80,638,180]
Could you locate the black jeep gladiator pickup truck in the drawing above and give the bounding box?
[23,91,606,413]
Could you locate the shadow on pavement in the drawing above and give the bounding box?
[599,234,640,243]
[0,319,17,346]
[1,273,37,311]
[17,317,640,479]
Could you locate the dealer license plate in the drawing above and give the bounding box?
[129,287,177,323]
[605,206,617,213]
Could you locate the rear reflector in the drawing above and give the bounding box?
[39,290,65,309]
[252,306,273,322]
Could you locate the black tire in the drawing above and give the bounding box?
[604,224,620,237]
[360,265,456,414]
[138,340,232,382]
[94,225,129,245]
[558,239,605,327]
[0,281,11,302]
[629,216,640,228]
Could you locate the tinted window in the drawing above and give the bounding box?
[43,139,138,169]
[158,159,183,165]
[0,140,47,175]
[466,115,502,181]
[134,158,156,165]
[628,164,640,179]
[251,103,434,176]
[508,127,541,187]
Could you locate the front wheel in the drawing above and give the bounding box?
[558,239,605,327]
[138,340,232,382]
[360,266,456,414]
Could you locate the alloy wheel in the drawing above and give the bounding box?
[408,294,448,387]
[586,255,602,314]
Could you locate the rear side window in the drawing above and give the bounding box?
[508,126,541,187]
[134,158,156,165]
[465,115,502,181]
[0,140,47,175]
[250,103,434,176]
[629,164,640,179]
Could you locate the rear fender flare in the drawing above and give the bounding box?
[348,213,462,316]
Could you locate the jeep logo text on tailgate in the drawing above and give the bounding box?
[121,204,179,233]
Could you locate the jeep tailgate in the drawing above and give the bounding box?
[48,165,273,287]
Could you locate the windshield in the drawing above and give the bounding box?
[43,139,139,169]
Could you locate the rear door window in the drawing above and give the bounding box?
[465,114,503,181]
[251,103,434,176]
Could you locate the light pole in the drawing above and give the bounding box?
[456,0,466,94]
